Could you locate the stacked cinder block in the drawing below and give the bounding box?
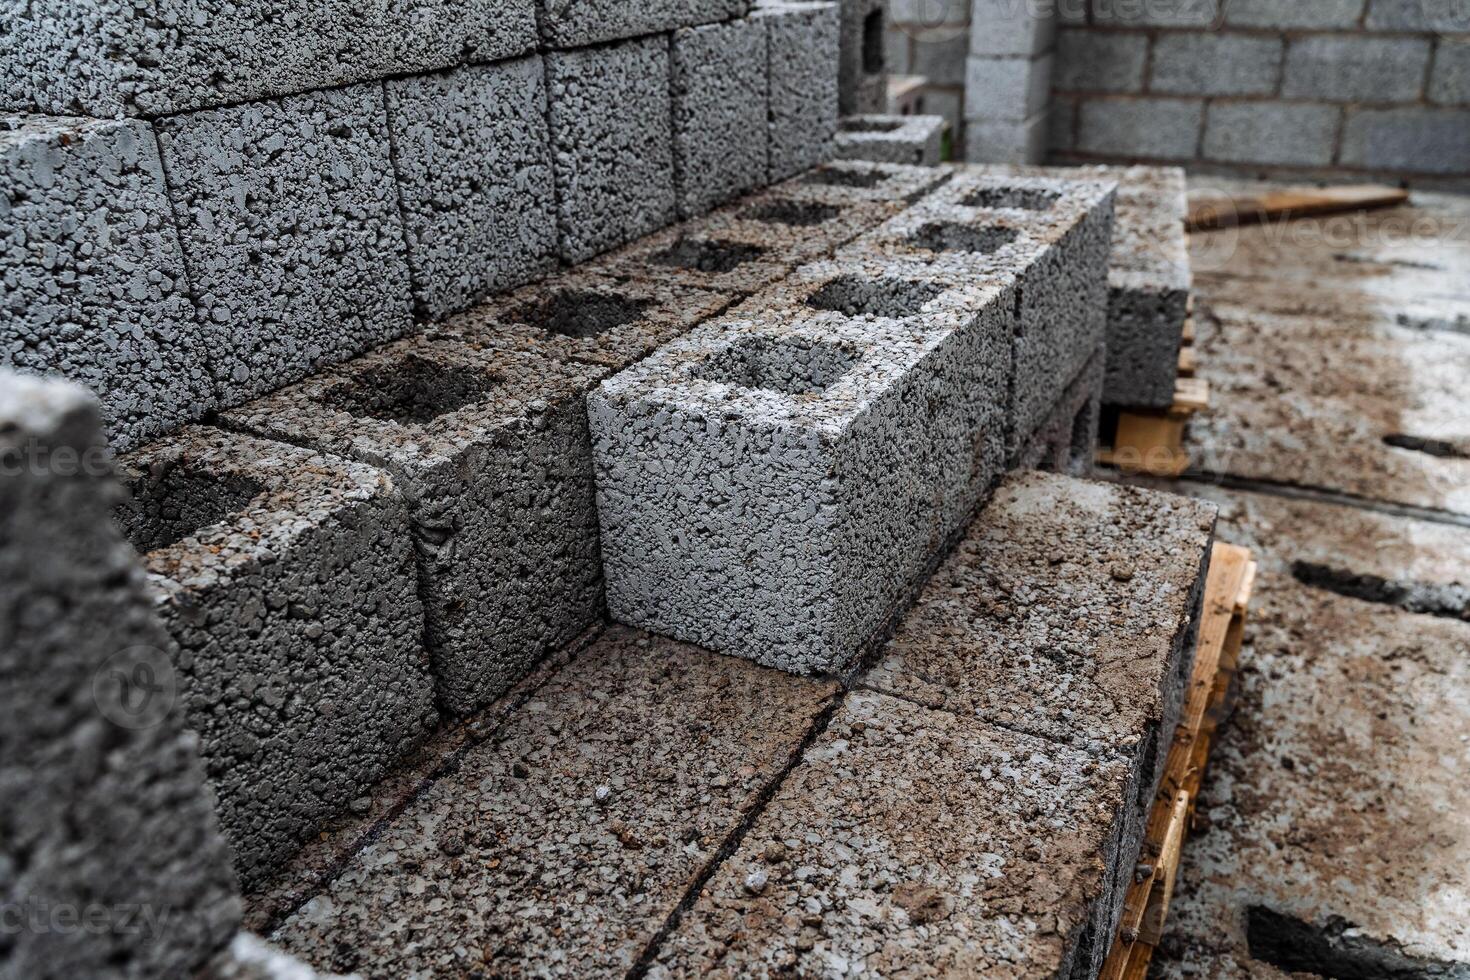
[833,113,947,165]
[757,3,842,181]
[535,0,752,48]
[834,0,890,113]
[112,427,439,887]
[671,20,769,217]
[884,0,970,143]
[964,0,1056,162]
[0,372,240,978]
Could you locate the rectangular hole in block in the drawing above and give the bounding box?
[694,336,860,395]
[908,222,1019,255]
[862,11,886,73]
[802,167,891,189]
[839,118,903,134]
[738,198,842,227]
[324,354,500,424]
[116,466,266,554]
[508,289,651,339]
[650,237,769,274]
[960,186,1060,211]
[805,275,945,318]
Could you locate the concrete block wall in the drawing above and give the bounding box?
[963,0,1058,162]
[885,0,970,145]
[1047,0,1470,186]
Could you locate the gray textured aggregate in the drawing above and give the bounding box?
[1016,340,1104,477]
[834,113,946,166]
[220,332,610,716]
[757,3,841,181]
[778,158,953,208]
[155,83,413,407]
[587,222,801,296]
[1,113,214,452]
[536,0,752,50]
[113,426,438,888]
[698,187,903,268]
[545,37,678,263]
[836,0,888,113]
[0,372,240,980]
[589,286,1013,674]
[0,0,537,117]
[384,57,557,321]
[671,19,769,218]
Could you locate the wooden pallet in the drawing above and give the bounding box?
[1097,303,1208,478]
[1185,184,1409,232]
[1098,542,1258,980]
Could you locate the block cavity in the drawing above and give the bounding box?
[546,37,677,263]
[834,113,946,166]
[155,84,413,406]
[113,427,438,887]
[757,3,841,181]
[220,334,608,715]
[672,19,769,218]
[536,0,752,49]
[836,0,888,113]
[587,224,798,296]
[775,158,953,207]
[1,114,215,452]
[385,57,557,321]
[695,188,901,269]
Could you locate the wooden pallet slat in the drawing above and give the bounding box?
[1185,184,1410,232]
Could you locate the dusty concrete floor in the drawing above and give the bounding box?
[1139,182,1470,979]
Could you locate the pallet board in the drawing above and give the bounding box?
[1098,310,1208,477]
[1098,542,1258,980]
[1185,184,1409,232]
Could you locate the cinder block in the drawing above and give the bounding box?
[1092,0,1221,27]
[672,19,769,218]
[155,84,413,407]
[1016,340,1103,475]
[838,0,890,113]
[1048,95,1078,151]
[1203,100,1340,167]
[546,37,677,263]
[1430,38,1470,107]
[537,0,752,49]
[963,109,1049,162]
[114,427,438,887]
[964,52,1053,120]
[1282,35,1431,103]
[697,183,907,262]
[834,113,947,164]
[1364,0,1470,32]
[1150,31,1282,96]
[0,1,539,117]
[1052,28,1148,93]
[910,27,969,85]
[1226,0,1364,29]
[587,225,799,296]
[590,287,1015,673]
[1077,95,1203,160]
[970,0,1056,57]
[1,114,214,453]
[0,372,240,978]
[385,57,557,321]
[759,3,841,180]
[884,25,913,75]
[890,0,968,28]
[1340,106,1470,175]
[777,158,954,206]
[1057,0,1087,23]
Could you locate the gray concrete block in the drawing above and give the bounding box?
[838,0,890,113]
[970,0,1056,56]
[890,0,969,28]
[1430,38,1470,107]
[1016,340,1104,475]
[911,27,970,85]
[964,52,1053,120]
[1053,27,1149,93]
[590,284,1015,673]
[587,225,799,296]
[884,26,913,75]
[776,158,955,208]
[1340,106,1470,175]
[155,84,413,407]
[834,113,947,164]
[962,109,1049,162]
[1057,0,1087,23]
[649,690,1141,980]
[1077,96,1203,160]
[759,3,841,181]
[1049,94,1078,151]
[1092,0,1221,27]
[537,0,752,49]
[672,19,769,218]
[0,372,240,979]
[270,625,839,977]
[1364,0,1470,32]
[1151,31,1282,96]
[0,1,538,118]
[384,57,557,321]
[698,186,905,265]
[546,37,677,263]
[113,426,439,888]
[1282,35,1431,103]
[1203,100,1341,167]
[1,114,215,453]
[1226,0,1364,29]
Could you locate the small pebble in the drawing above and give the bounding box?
[743,868,769,895]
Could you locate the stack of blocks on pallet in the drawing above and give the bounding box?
[965,0,1057,163]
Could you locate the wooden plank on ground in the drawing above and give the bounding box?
[1186,184,1409,231]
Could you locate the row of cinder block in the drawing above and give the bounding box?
[1,5,839,453]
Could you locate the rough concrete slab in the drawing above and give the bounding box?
[112,426,438,889]
[671,19,769,218]
[0,1,538,117]
[757,3,841,181]
[590,290,1013,674]
[1,113,215,452]
[384,57,557,321]
[1017,340,1104,477]
[536,0,752,49]
[269,625,839,978]
[545,37,677,263]
[219,334,607,717]
[0,372,240,979]
[155,84,413,406]
[648,690,1139,979]
[834,113,946,166]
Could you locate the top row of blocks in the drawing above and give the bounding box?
[0,0,754,118]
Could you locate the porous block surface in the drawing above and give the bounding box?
[270,626,839,977]
[775,159,953,208]
[0,0,537,117]
[587,222,801,296]
[697,187,901,267]
[758,3,841,181]
[1016,340,1104,477]
[385,57,557,320]
[647,690,1138,979]
[536,0,751,48]
[589,294,1013,674]
[671,19,769,217]
[0,373,240,979]
[834,114,946,166]
[113,426,438,888]
[546,38,677,263]
[1,114,214,452]
[836,0,887,114]
[155,84,413,406]
[220,334,608,716]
